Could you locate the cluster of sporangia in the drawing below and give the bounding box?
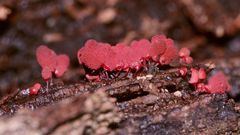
[24,46,70,96]
[26,35,231,96]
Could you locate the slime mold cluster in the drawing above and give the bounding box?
[27,34,231,96]
[77,35,179,81]
[77,35,231,94]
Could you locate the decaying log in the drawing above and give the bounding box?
[0,67,240,135]
[0,68,187,115]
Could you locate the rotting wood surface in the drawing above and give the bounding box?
[0,67,240,135]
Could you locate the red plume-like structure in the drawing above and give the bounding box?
[77,35,179,72]
[77,35,232,94]
[36,45,70,80]
[205,71,231,94]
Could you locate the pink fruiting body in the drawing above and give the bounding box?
[130,39,151,61]
[195,71,231,94]
[77,35,179,72]
[179,47,193,64]
[41,67,52,80]
[76,35,231,94]
[36,46,57,75]
[205,71,231,94]
[159,39,178,65]
[196,83,207,92]
[77,40,103,70]
[36,45,70,80]
[188,68,199,84]
[183,56,193,64]
[149,40,166,62]
[151,35,166,43]
[179,67,188,76]
[55,54,70,77]
[179,47,190,57]
[198,68,206,80]
[30,83,41,95]
[105,43,127,71]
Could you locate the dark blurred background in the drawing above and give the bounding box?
[0,0,239,98]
